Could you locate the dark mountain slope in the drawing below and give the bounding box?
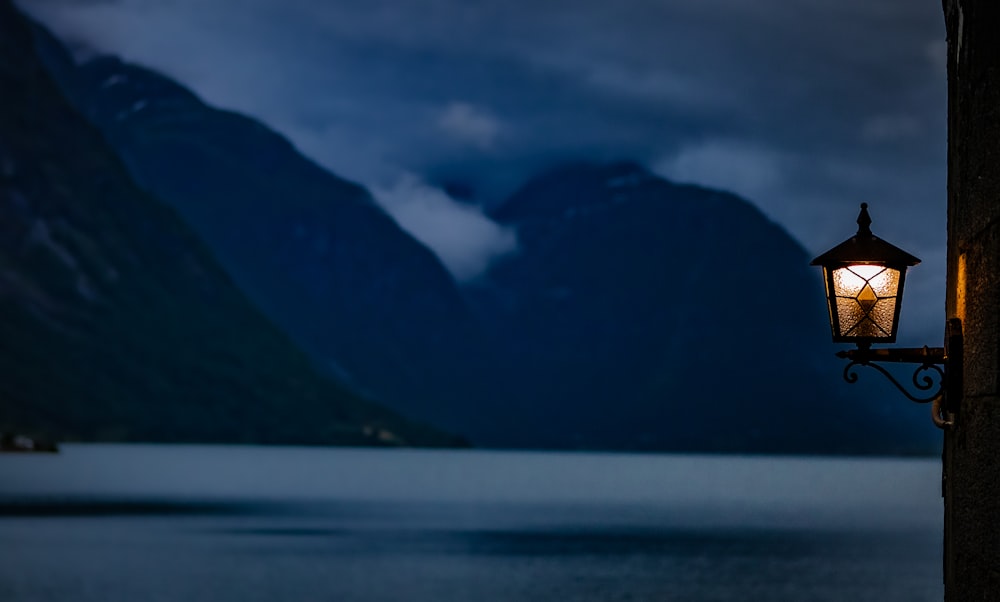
[26,14,936,453]
[464,162,936,453]
[0,0,458,447]
[30,27,498,436]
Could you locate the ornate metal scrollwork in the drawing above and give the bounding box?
[835,344,953,429]
[841,359,944,403]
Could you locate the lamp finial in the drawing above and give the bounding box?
[857,203,872,236]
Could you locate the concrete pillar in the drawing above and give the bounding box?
[942,0,1000,599]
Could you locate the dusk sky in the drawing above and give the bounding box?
[21,0,948,344]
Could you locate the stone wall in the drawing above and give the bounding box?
[943,0,1000,599]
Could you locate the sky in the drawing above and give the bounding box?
[20,0,948,344]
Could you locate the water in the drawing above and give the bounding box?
[0,445,943,601]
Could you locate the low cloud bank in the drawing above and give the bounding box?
[373,174,517,281]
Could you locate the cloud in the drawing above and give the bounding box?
[653,139,785,208]
[925,39,948,73]
[437,102,501,150]
[21,0,117,6]
[860,114,923,143]
[372,174,517,281]
[17,0,948,329]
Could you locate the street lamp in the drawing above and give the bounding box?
[811,203,961,428]
[812,203,919,344]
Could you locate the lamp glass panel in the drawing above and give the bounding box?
[865,266,900,298]
[832,268,868,297]
[871,298,897,333]
[835,296,863,332]
[830,265,901,338]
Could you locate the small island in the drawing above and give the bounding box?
[0,433,58,453]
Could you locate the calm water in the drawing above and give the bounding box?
[0,445,942,601]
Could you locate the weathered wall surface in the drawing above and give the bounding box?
[943,0,1000,599]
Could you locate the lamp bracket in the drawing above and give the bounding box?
[836,339,957,429]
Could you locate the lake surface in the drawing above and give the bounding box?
[0,445,943,601]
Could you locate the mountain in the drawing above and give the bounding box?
[26,16,937,453]
[462,161,937,453]
[29,26,500,439]
[0,0,459,447]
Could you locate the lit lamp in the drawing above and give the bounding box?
[811,203,919,346]
[811,203,960,428]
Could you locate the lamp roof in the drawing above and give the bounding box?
[810,203,921,268]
